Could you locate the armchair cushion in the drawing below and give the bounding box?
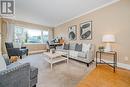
[0,55,7,72]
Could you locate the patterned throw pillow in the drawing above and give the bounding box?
[63,43,69,50]
[69,43,76,50]
[82,43,91,52]
[75,44,82,51]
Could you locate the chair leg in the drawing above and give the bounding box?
[87,63,89,67]
[26,53,28,56]
[33,85,36,87]
[9,56,11,59]
[26,49,29,56]
[20,56,22,59]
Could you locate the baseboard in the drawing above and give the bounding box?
[96,58,130,70]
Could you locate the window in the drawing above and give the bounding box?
[42,31,49,43]
[14,26,49,44]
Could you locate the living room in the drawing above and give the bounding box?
[0,0,130,87]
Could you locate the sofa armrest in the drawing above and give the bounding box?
[86,44,95,62]
[0,63,30,87]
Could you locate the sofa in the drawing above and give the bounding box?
[0,55,38,87]
[56,43,95,66]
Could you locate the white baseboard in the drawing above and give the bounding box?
[96,58,130,70]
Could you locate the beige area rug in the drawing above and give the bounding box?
[20,54,95,87]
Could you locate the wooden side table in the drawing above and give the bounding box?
[96,51,117,72]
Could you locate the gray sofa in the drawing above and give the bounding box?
[56,43,95,66]
[0,56,38,87]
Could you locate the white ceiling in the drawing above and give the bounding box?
[10,0,118,27]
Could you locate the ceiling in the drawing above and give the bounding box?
[9,0,118,27]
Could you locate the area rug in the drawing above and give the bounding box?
[19,54,95,87]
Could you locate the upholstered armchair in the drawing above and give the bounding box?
[0,62,38,87]
[5,42,28,59]
[46,41,55,51]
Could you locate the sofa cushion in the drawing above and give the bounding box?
[63,43,69,50]
[75,44,82,51]
[78,52,86,58]
[69,50,78,58]
[30,66,38,79]
[69,43,76,50]
[82,43,91,52]
[0,55,7,72]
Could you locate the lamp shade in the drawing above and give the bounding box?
[102,34,116,43]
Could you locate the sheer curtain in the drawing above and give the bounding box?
[6,22,15,42]
[1,21,15,54]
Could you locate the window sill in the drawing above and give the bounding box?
[24,43,46,45]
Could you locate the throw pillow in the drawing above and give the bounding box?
[75,44,82,51]
[63,43,69,50]
[69,43,76,50]
[0,55,7,71]
[82,43,91,52]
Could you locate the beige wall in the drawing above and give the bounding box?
[54,0,130,65]
[0,18,1,54]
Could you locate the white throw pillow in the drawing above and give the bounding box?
[82,43,91,52]
[0,55,7,72]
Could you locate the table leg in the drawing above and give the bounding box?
[115,53,117,67]
[96,52,97,67]
[113,53,116,72]
[51,63,53,70]
[100,52,101,63]
[67,59,68,63]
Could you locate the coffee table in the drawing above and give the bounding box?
[43,51,68,69]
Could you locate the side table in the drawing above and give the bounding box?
[96,51,117,72]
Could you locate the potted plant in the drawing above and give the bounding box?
[98,46,104,52]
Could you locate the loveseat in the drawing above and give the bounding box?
[56,43,95,66]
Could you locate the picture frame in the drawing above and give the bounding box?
[80,21,92,40]
[68,25,77,40]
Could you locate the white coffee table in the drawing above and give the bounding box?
[43,51,68,69]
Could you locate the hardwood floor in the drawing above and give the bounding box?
[77,65,130,87]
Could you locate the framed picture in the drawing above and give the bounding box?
[68,25,77,40]
[80,21,92,40]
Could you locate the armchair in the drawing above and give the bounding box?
[0,62,38,87]
[5,42,28,59]
[46,41,55,51]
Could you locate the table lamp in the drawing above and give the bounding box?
[102,34,116,52]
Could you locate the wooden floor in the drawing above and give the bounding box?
[77,65,130,87]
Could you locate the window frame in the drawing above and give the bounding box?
[14,26,49,44]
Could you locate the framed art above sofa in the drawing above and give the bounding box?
[68,25,77,40]
[80,21,92,40]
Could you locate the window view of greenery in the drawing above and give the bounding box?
[42,31,48,43]
[15,26,48,44]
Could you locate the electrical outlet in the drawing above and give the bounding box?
[124,56,129,61]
